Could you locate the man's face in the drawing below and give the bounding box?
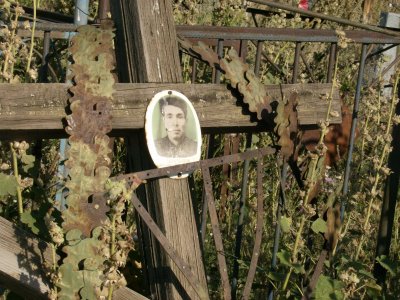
[163,104,186,145]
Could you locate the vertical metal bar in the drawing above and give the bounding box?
[231,134,252,299]
[239,39,248,60]
[201,164,232,300]
[267,164,288,300]
[292,42,301,83]
[74,0,89,25]
[200,134,215,245]
[215,39,224,84]
[341,43,368,219]
[192,57,197,83]
[254,41,263,76]
[97,0,110,22]
[40,31,51,82]
[327,43,337,83]
[242,153,264,299]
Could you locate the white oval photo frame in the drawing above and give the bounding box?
[145,90,202,178]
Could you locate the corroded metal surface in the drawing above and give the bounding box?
[118,147,276,299]
[242,156,265,299]
[116,147,275,182]
[179,37,273,119]
[63,21,115,236]
[201,165,231,300]
[177,25,400,44]
[130,194,209,300]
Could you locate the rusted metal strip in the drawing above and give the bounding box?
[177,26,400,44]
[219,136,232,220]
[17,21,400,44]
[292,42,301,83]
[192,58,198,83]
[201,134,217,245]
[215,39,224,83]
[301,250,328,300]
[201,165,232,300]
[327,43,337,83]
[130,194,209,300]
[254,41,263,76]
[242,154,265,299]
[248,0,400,38]
[116,147,275,182]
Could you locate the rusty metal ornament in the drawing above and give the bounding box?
[274,92,300,160]
[179,37,301,161]
[179,38,273,118]
[57,21,117,299]
[63,22,115,237]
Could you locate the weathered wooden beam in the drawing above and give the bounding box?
[111,0,210,299]
[0,83,341,139]
[0,216,149,300]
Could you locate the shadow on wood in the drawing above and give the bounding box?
[0,216,148,300]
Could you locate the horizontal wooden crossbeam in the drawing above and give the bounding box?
[0,83,341,140]
[0,216,148,299]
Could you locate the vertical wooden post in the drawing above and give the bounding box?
[111,1,208,299]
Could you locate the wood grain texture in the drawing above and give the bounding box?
[0,83,341,139]
[0,217,148,299]
[110,1,209,299]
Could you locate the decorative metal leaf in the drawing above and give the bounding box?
[180,39,273,118]
[58,22,116,299]
[274,92,299,160]
[63,136,111,235]
[192,41,221,67]
[222,48,272,116]
[63,22,115,237]
[57,228,104,300]
[57,262,83,300]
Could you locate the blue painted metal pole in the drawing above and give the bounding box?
[55,0,89,208]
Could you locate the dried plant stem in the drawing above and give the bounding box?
[25,0,38,79]
[282,52,339,291]
[305,55,339,200]
[372,91,383,151]
[2,12,19,82]
[359,110,371,165]
[325,56,339,121]
[10,143,23,216]
[282,216,306,291]
[273,43,290,64]
[108,213,117,300]
[51,243,57,272]
[355,71,400,260]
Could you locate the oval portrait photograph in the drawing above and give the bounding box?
[145,90,202,172]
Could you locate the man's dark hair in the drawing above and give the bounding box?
[159,96,187,117]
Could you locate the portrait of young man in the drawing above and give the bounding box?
[154,96,198,158]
